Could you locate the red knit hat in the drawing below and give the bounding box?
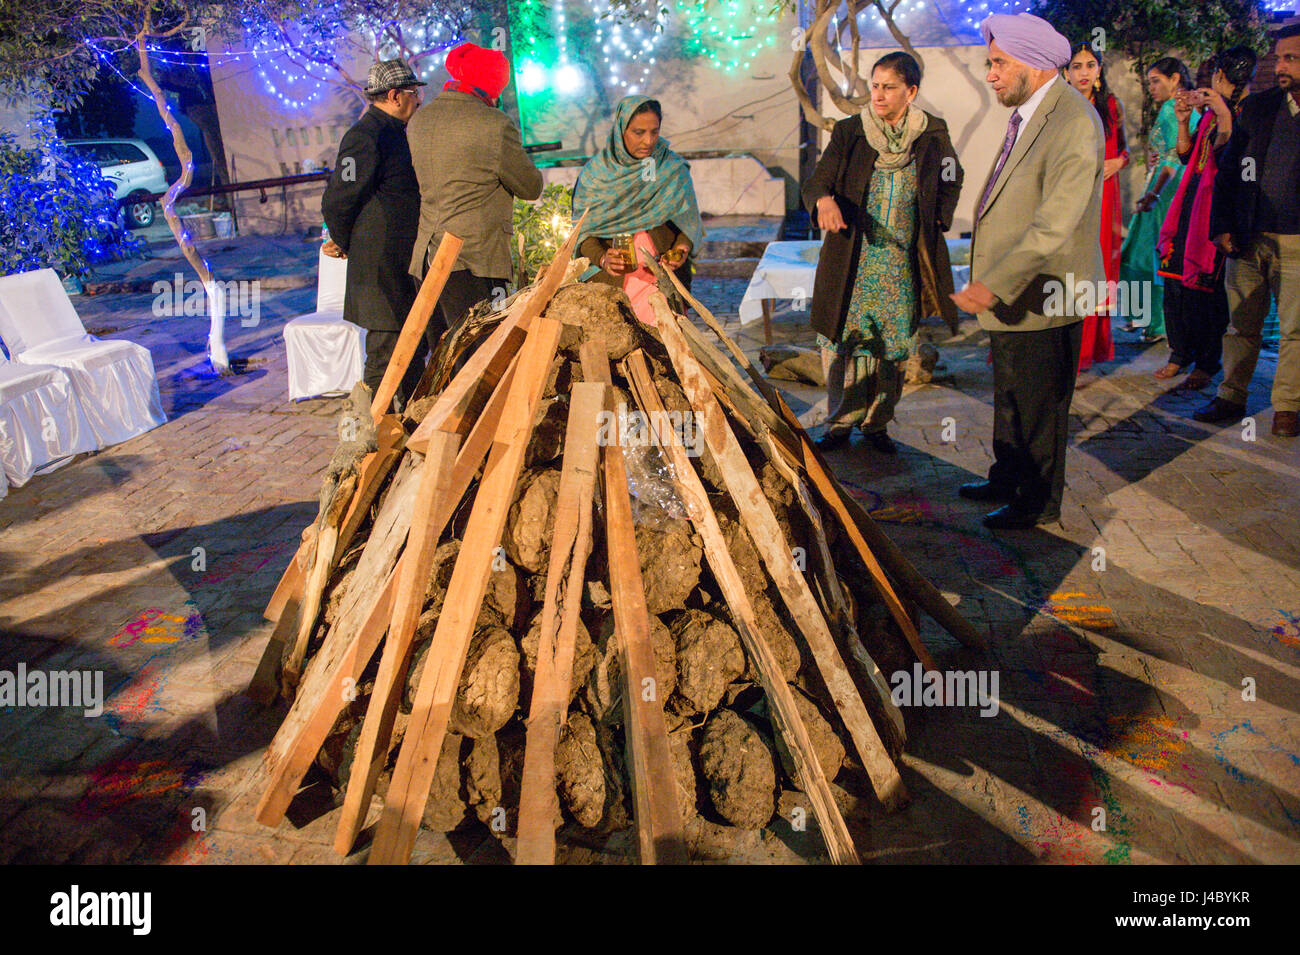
[443,43,510,101]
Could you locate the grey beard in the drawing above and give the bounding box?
[999,73,1033,107]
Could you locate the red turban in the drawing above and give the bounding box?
[443,43,510,102]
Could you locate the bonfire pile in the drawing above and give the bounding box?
[245,227,983,865]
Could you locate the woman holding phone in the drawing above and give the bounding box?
[1156,46,1257,389]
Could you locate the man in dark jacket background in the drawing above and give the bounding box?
[1197,23,1300,438]
[322,58,425,408]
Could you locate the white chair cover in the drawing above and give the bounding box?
[284,248,365,401]
[0,269,166,448]
[0,352,97,487]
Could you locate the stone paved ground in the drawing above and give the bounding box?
[1,243,1297,864]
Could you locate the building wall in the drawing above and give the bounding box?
[206,17,806,234]
[206,34,374,235]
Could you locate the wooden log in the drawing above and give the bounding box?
[515,380,607,865]
[370,232,464,419]
[283,467,359,690]
[581,343,689,864]
[330,431,461,854]
[624,350,859,864]
[368,316,563,865]
[333,354,522,854]
[247,411,406,705]
[253,565,397,827]
[252,455,425,826]
[652,297,907,811]
[652,261,985,653]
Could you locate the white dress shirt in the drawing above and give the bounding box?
[1012,73,1058,147]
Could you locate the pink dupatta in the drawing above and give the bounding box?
[1157,113,1221,292]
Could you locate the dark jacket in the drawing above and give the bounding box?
[1210,87,1300,243]
[802,111,963,340]
[321,106,420,332]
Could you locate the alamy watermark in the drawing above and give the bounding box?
[1042,273,1150,326]
[0,664,103,717]
[596,401,703,458]
[890,663,1000,717]
[152,273,260,327]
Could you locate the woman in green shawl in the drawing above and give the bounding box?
[1120,56,1199,345]
[572,95,704,325]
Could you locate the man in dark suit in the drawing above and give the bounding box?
[322,58,424,408]
[1195,23,1300,438]
[952,13,1104,529]
[407,43,542,339]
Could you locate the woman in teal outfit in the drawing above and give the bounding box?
[1120,56,1198,343]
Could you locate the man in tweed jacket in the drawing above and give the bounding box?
[406,43,542,343]
[952,14,1104,529]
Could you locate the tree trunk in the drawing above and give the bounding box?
[136,29,230,375]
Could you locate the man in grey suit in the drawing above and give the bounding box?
[952,14,1105,529]
[407,42,542,346]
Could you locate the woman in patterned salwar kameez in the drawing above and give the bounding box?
[803,52,964,454]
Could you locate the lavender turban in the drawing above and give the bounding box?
[980,13,1072,70]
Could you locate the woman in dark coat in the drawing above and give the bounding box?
[803,51,963,453]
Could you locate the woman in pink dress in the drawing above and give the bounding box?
[1065,42,1128,373]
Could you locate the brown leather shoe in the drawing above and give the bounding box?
[1273,411,1300,437]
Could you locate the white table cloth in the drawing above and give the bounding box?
[738,237,974,329]
[0,352,96,487]
[737,241,823,327]
[0,268,165,448]
[285,249,366,401]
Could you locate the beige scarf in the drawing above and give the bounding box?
[864,104,928,169]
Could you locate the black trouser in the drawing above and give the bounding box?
[431,267,510,350]
[362,328,427,411]
[987,322,1083,517]
[1163,277,1229,374]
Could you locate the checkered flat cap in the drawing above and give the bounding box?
[363,58,426,95]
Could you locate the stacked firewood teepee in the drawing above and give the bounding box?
[245,221,985,865]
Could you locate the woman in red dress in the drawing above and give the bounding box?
[1066,43,1128,372]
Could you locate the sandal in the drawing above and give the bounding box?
[1153,362,1184,380]
[1179,369,1212,390]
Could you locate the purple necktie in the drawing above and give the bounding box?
[976,110,1023,218]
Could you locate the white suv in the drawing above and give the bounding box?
[66,138,169,229]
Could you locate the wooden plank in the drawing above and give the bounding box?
[515,380,607,865]
[405,293,533,454]
[254,565,398,827]
[333,353,522,854]
[368,316,564,865]
[654,261,985,653]
[624,350,858,864]
[652,296,908,810]
[248,414,406,704]
[581,345,689,864]
[772,451,909,746]
[371,232,464,419]
[251,455,425,826]
[327,431,460,853]
[405,210,587,455]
